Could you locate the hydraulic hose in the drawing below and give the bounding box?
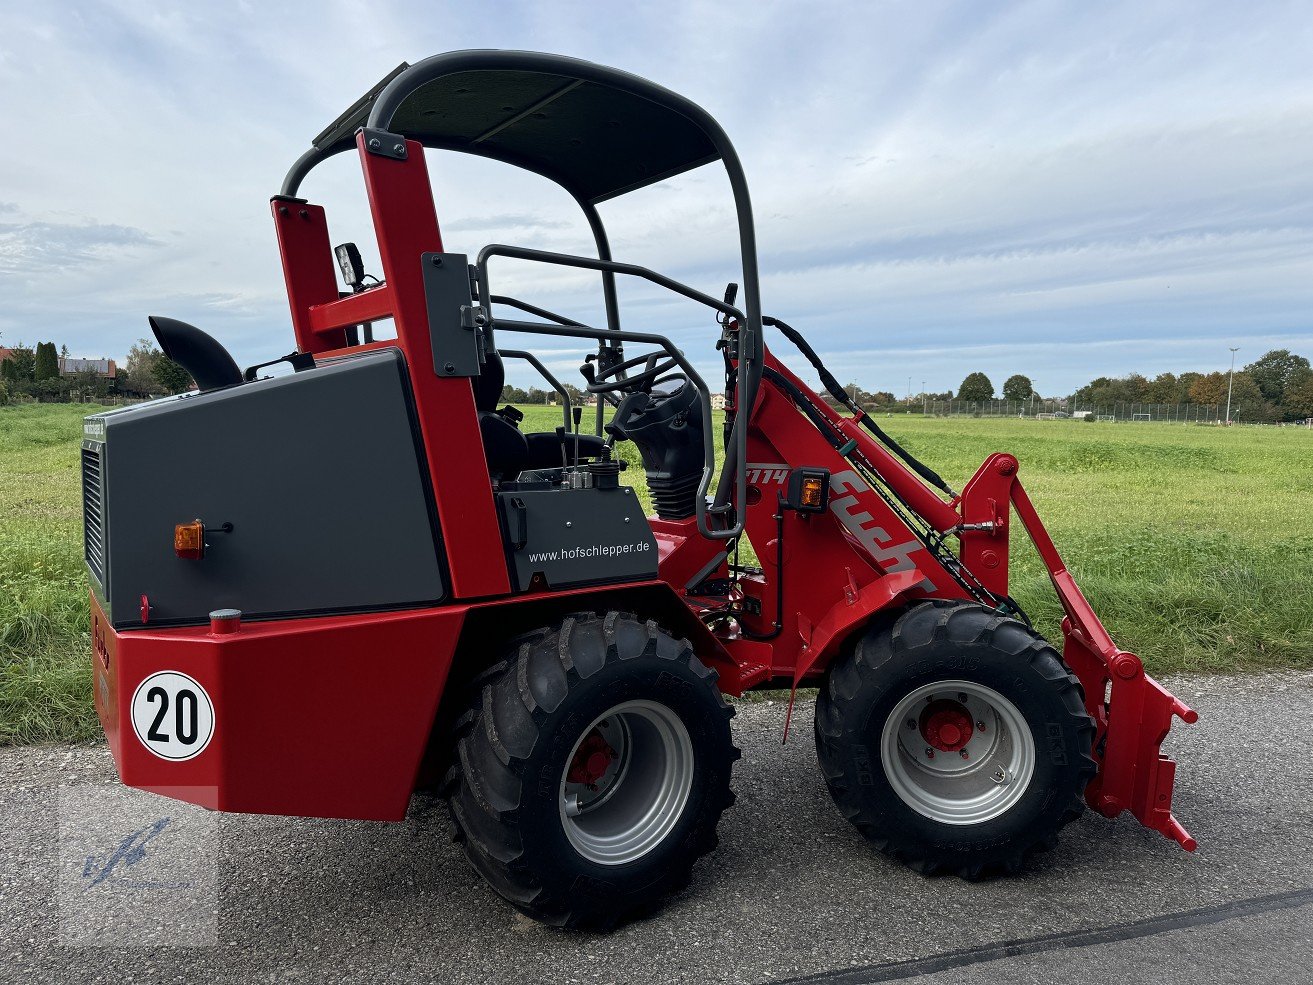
[761,364,1009,613]
[761,367,849,450]
[762,316,955,497]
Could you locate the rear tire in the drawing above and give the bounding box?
[815,600,1096,878]
[447,612,738,928]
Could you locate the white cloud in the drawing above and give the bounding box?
[0,0,1309,396]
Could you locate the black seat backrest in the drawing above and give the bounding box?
[475,350,605,477]
[480,412,528,479]
[475,351,505,412]
[473,352,528,479]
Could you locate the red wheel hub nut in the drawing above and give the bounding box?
[920,700,974,753]
[567,729,615,786]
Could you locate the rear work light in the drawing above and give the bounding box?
[175,520,206,559]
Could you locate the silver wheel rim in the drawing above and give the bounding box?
[880,679,1036,825]
[558,699,694,865]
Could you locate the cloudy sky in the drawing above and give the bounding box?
[2,1,1310,397]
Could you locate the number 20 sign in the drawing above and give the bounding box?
[130,671,215,761]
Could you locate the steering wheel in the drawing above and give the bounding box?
[585,351,681,394]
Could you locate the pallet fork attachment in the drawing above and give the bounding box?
[955,452,1197,850]
[1009,482,1199,851]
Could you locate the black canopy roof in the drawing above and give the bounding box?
[298,50,723,204]
[279,50,764,538]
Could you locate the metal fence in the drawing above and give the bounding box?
[882,399,1224,423]
[4,393,147,407]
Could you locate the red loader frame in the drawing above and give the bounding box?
[693,349,1198,850]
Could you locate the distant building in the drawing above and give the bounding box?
[0,350,118,384]
[710,392,726,410]
[59,357,117,380]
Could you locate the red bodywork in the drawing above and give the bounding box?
[93,131,1195,851]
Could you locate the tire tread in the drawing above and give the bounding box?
[447,611,737,929]
[815,600,1097,879]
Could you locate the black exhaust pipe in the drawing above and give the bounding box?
[148,316,243,393]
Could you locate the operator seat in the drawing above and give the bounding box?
[474,352,605,479]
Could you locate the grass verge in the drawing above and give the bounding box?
[2,402,1309,744]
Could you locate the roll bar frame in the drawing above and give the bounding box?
[477,242,748,538]
[277,50,763,539]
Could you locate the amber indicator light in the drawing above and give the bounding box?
[174,520,205,560]
[800,477,825,509]
[787,468,830,513]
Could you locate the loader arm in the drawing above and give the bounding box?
[738,339,1198,852]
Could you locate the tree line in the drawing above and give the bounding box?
[1069,350,1313,423]
[843,350,1313,423]
[4,335,1309,425]
[0,338,192,405]
[499,382,588,406]
[832,373,1038,408]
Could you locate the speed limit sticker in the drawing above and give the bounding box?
[130,671,215,761]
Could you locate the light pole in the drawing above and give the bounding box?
[921,380,927,415]
[1225,347,1239,425]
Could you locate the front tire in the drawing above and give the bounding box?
[448,612,737,928]
[815,600,1096,878]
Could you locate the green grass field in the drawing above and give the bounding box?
[2,401,1310,745]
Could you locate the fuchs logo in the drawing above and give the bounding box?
[746,463,790,486]
[94,620,110,669]
[828,470,933,588]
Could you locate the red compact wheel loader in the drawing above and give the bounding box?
[83,51,1197,929]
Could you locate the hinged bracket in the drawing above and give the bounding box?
[360,128,408,160]
[460,305,490,330]
[421,252,482,378]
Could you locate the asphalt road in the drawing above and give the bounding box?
[2,671,1310,984]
